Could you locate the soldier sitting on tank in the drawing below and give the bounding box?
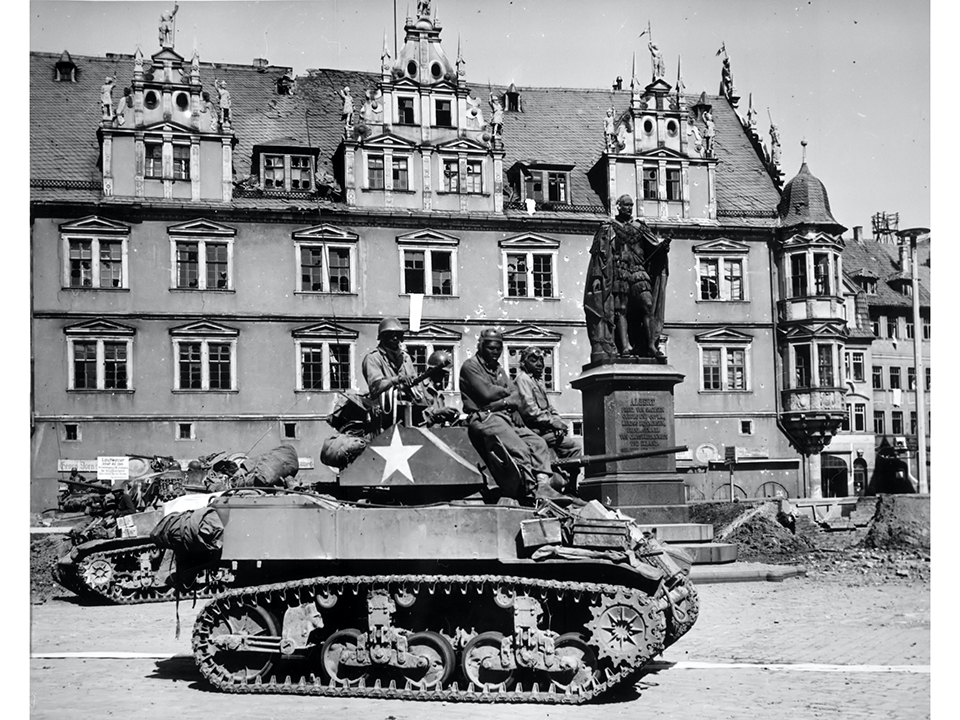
[513,346,583,493]
[459,328,566,503]
[419,349,462,427]
[361,318,429,424]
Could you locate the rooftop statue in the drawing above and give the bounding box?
[159,2,179,49]
[649,41,666,80]
[584,194,670,362]
[100,76,114,121]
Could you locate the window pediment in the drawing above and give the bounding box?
[293,224,359,243]
[64,319,136,336]
[167,218,237,237]
[779,231,844,249]
[59,216,130,236]
[694,327,754,344]
[396,229,459,246]
[140,120,196,135]
[404,323,462,342]
[692,238,750,254]
[637,147,688,161]
[501,325,563,343]
[363,133,417,150]
[292,321,359,340]
[436,137,489,154]
[170,321,239,337]
[778,320,848,340]
[499,233,560,250]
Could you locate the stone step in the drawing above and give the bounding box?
[614,504,691,524]
[672,542,739,565]
[633,523,715,543]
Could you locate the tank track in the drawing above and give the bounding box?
[56,544,232,605]
[193,572,695,703]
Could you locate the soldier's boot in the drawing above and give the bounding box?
[534,473,567,500]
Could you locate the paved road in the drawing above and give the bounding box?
[29,576,932,719]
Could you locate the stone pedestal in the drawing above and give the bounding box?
[571,360,686,508]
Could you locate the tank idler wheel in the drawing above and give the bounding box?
[321,628,369,687]
[461,631,515,691]
[208,604,280,682]
[539,632,600,693]
[401,631,456,690]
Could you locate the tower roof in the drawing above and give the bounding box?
[777,162,846,232]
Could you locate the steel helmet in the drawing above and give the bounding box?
[377,317,404,336]
[478,328,503,343]
[427,350,453,369]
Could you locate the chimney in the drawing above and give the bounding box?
[253,58,269,71]
[853,226,863,243]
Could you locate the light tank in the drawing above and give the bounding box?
[184,417,700,704]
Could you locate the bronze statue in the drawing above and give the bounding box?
[584,194,670,362]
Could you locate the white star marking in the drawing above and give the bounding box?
[371,426,422,484]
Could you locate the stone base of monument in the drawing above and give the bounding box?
[571,360,687,510]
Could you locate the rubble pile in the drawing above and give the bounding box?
[863,494,930,551]
[31,535,69,604]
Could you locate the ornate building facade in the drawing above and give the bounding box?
[32,6,887,507]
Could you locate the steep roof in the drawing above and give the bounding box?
[841,237,931,310]
[31,51,781,224]
[777,162,845,232]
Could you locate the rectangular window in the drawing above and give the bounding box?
[103,341,128,390]
[813,253,831,295]
[177,423,195,441]
[465,161,483,193]
[435,99,452,127]
[547,172,567,203]
[176,242,200,289]
[739,419,754,435]
[282,422,298,439]
[871,318,880,337]
[178,342,203,390]
[854,403,866,432]
[401,247,457,296]
[289,156,312,190]
[172,145,190,180]
[794,345,811,388]
[99,241,123,288]
[64,423,79,441]
[906,320,915,340]
[506,345,555,390]
[175,339,235,391]
[525,171,544,202]
[506,251,555,299]
[817,345,835,387]
[723,259,744,300]
[892,410,904,435]
[874,410,886,435]
[926,367,931,391]
[790,254,808,297]
[368,155,385,189]
[851,352,865,382]
[145,143,162,178]
[392,157,409,190]
[263,154,285,188]
[665,167,681,201]
[886,316,899,339]
[69,240,93,288]
[841,404,851,432]
[204,243,229,289]
[889,366,901,390]
[298,245,353,293]
[397,97,415,124]
[727,349,746,390]
[910,411,918,436]
[298,342,352,391]
[872,365,883,389]
[702,348,721,390]
[442,160,459,192]
[73,340,97,389]
[908,366,916,390]
[642,166,658,200]
[922,317,931,340]
[699,259,719,300]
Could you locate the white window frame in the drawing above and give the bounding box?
[66,337,134,391]
[365,152,385,190]
[62,234,129,290]
[696,255,747,302]
[295,240,357,294]
[504,343,559,392]
[260,152,316,192]
[294,339,356,392]
[169,236,234,291]
[396,94,418,125]
[502,249,558,299]
[845,351,865,382]
[465,159,484,194]
[391,154,412,191]
[171,141,191,181]
[399,246,459,297]
[698,344,751,392]
[176,422,196,441]
[172,338,238,391]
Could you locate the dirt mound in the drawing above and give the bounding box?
[31,535,70,604]
[723,510,819,563]
[863,494,931,550]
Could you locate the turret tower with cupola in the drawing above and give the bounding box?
[340,0,504,213]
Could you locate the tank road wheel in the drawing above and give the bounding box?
[586,589,665,668]
[81,558,114,590]
[402,631,456,690]
[321,628,369,687]
[461,631,514,691]
[539,632,600,693]
[208,604,280,682]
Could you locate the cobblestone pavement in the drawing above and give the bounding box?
[28,576,933,719]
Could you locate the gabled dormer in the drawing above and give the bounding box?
[250,137,320,194]
[507,161,575,209]
[341,0,504,214]
[99,14,236,204]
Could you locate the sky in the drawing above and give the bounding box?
[26,0,933,233]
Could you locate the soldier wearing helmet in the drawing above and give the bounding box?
[361,317,427,408]
[513,346,583,492]
[459,328,562,502]
[420,350,461,426]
